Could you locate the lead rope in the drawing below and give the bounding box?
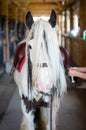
[50,90,53,130]
[50,94,52,130]
[27,44,32,103]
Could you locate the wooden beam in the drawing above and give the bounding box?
[27,2,61,9]
[25,2,60,16]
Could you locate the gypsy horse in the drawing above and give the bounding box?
[11,10,67,130]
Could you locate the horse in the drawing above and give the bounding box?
[11,10,67,130]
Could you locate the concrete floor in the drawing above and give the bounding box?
[0,73,86,130]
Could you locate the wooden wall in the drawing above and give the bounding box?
[61,0,86,67]
[80,0,86,37]
[62,35,86,67]
[0,0,25,67]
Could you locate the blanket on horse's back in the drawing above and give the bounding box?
[10,41,70,75]
[60,46,70,70]
[10,42,26,75]
[13,42,26,68]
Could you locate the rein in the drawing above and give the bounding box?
[50,93,53,130]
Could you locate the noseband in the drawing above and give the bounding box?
[40,63,48,67]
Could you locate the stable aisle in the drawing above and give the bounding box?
[0,74,86,130]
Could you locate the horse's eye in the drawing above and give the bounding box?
[28,45,32,49]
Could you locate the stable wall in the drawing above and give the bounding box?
[62,35,86,67]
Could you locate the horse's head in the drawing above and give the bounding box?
[25,10,66,94]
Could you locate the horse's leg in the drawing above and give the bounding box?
[19,111,35,130]
[55,98,60,130]
[52,109,58,130]
[40,107,58,130]
[46,107,50,130]
[20,116,26,130]
[20,102,35,130]
[40,107,50,130]
[56,111,59,130]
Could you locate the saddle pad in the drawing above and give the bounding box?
[16,57,26,72]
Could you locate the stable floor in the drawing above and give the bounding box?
[0,73,86,130]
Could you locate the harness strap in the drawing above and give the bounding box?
[10,66,15,76]
[50,87,56,130]
[22,94,48,112]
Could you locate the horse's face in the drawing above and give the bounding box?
[26,10,59,94]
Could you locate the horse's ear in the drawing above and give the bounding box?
[26,11,34,29]
[49,10,56,28]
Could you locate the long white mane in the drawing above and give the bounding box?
[26,20,66,97]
